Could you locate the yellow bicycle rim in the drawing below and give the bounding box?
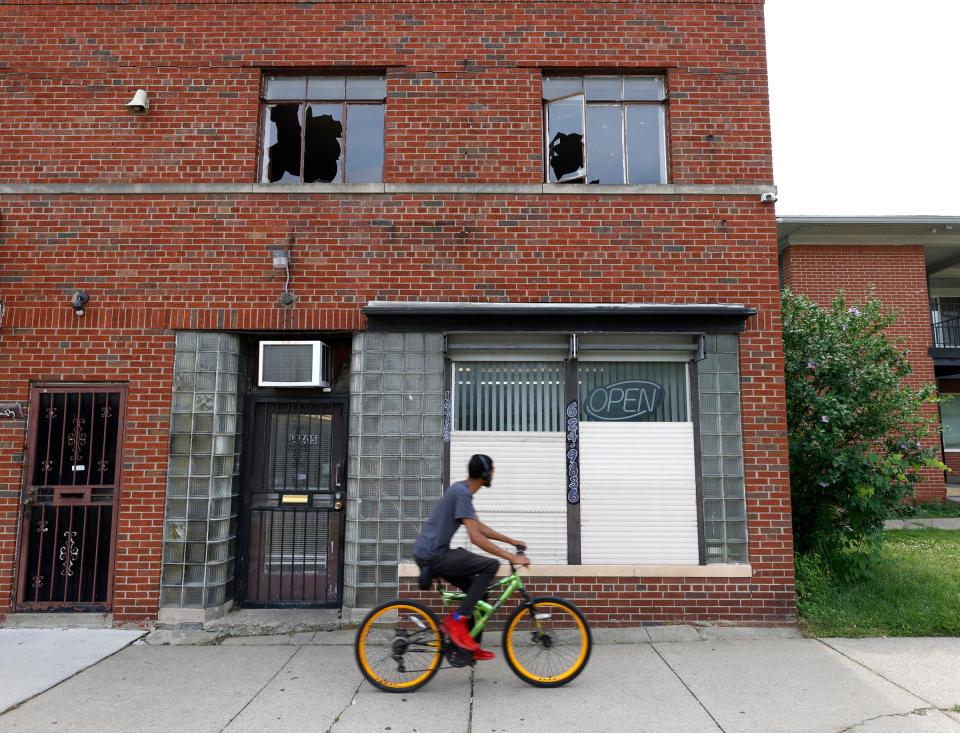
[358,604,441,689]
[505,601,589,684]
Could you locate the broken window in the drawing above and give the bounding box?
[260,75,386,184]
[543,75,667,185]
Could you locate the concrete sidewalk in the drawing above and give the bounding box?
[1,630,958,732]
[0,628,143,714]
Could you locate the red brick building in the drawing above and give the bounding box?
[0,1,794,629]
[779,216,960,504]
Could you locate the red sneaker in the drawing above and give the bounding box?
[441,613,480,652]
[472,648,496,661]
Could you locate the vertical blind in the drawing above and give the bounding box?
[454,362,564,432]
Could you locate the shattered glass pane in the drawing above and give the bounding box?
[346,76,386,100]
[345,104,384,183]
[264,76,306,100]
[626,104,666,183]
[542,76,582,101]
[586,104,625,184]
[307,76,346,100]
[303,103,343,183]
[546,96,585,183]
[623,76,665,101]
[262,103,303,183]
[584,76,622,101]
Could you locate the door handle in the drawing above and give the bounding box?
[22,487,38,506]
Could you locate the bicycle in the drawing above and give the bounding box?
[354,548,592,692]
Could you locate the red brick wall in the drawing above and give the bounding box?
[399,575,794,627]
[782,245,945,502]
[0,2,772,185]
[0,0,793,626]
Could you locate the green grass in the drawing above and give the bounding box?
[892,500,960,519]
[797,529,960,637]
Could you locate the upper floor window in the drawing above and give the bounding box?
[260,74,385,184]
[543,75,667,185]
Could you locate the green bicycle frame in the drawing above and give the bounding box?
[439,570,529,638]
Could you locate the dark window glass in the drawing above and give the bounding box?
[261,75,385,184]
[262,103,302,183]
[304,103,343,183]
[546,96,585,183]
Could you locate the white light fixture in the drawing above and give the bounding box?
[271,250,295,307]
[125,89,150,114]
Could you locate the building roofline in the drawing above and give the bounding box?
[778,215,960,252]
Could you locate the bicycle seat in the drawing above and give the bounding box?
[417,563,434,591]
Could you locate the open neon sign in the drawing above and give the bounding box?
[584,380,663,421]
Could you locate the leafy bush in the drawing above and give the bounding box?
[782,291,943,578]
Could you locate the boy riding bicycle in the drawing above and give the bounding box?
[413,454,530,660]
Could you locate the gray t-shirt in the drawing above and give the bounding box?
[413,481,477,562]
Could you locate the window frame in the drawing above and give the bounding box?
[258,73,386,184]
[542,73,670,185]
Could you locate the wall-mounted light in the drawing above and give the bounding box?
[272,249,296,307]
[71,290,89,316]
[125,89,150,114]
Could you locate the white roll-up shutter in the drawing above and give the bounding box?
[579,422,698,564]
[449,431,567,564]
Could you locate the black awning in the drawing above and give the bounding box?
[362,301,757,333]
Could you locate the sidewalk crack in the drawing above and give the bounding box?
[834,706,948,732]
[218,645,302,732]
[326,677,365,733]
[650,642,726,733]
[816,639,940,709]
[466,666,475,733]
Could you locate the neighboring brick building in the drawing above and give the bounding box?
[779,216,960,504]
[0,1,793,630]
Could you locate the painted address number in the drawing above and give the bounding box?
[288,434,319,445]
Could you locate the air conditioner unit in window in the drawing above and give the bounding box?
[258,341,331,388]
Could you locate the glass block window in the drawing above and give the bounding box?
[697,335,748,563]
[344,332,446,609]
[454,362,564,432]
[161,331,243,609]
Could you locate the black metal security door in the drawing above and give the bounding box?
[16,385,126,611]
[241,398,346,607]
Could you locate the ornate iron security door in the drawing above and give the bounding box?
[17,386,126,610]
[241,399,346,607]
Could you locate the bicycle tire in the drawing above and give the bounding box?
[501,596,592,687]
[355,599,443,692]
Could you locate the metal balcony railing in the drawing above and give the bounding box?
[932,316,960,349]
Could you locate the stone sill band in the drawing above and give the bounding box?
[0,183,776,196]
[398,563,753,579]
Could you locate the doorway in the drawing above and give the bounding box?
[16,385,126,611]
[240,397,347,607]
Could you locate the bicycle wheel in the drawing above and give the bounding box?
[502,596,592,687]
[355,600,443,692]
